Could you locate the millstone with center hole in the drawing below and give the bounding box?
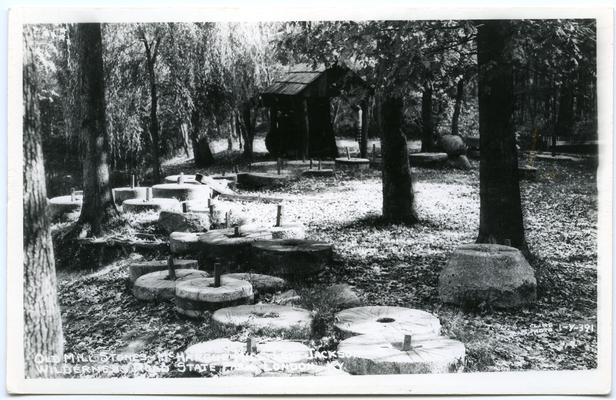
[122,198,181,214]
[158,210,210,233]
[184,338,311,377]
[48,195,83,220]
[133,269,209,301]
[151,183,212,201]
[212,304,313,338]
[251,239,333,279]
[334,157,370,171]
[337,334,465,375]
[175,277,254,317]
[170,232,206,255]
[182,200,245,227]
[408,152,448,167]
[334,306,441,340]
[112,187,147,207]
[236,172,293,190]
[223,273,288,294]
[128,259,198,283]
[438,243,537,308]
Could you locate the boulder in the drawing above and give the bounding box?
[440,135,467,156]
[322,284,361,308]
[446,155,472,170]
[212,304,313,338]
[158,210,210,233]
[128,259,198,284]
[438,243,537,308]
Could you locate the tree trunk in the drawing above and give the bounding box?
[190,109,214,167]
[142,36,162,183]
[379,96,418,224]
[476,20,527,252]
[240,103,255,160]
[360,101,369,158]
[451,78,464,136]
[75,23,118,236]
[420,82,434,152]
[23,27,64,378]
[555,80,574,140]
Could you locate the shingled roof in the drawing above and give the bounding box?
[262,64,327,96]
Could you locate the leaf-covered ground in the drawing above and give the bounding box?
[56,154,598,377]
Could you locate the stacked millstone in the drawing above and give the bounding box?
[128,258,198,284]
[152,182,212,202]
[440,135,471,170]
[158,202,211,234]
[250,239,333,280]
[182,199,246,229]
[334,306,466,375]
[112,175,147,207]
[123,187,181,214]
[48,190,82,221]
[301,159,335,178]
[133,263,209,301]
[335,147,370,172]
[438,243,537,308]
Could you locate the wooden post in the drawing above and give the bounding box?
[177,172,185,185]
[234,226,240,237]
[246,337,257,355]
[213,263,221,288]
[234,164,239,174]
[70,187,75,202]
[275,205,282,227]
[346,147,351,160]
[277,158,282,175]
[372,144,377,161]
[303,99,310,160]
[309,159,313,169]
[360,102,369,158]
[130,174,135,189]
[209,204,214,218]
[402,334,413,351]
[146,187,151,201]
[182,202,188,213]
[318,159,322,171]
[167,255,176,280]
[225,211,231,228]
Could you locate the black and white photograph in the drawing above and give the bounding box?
[6,5,613,395]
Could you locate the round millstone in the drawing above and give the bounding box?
[197,226,274,263]
[241,222,306,240]
[337,334,465,375]
[151,183,212,201]
[223,273,288,294]
[175,277,254,317]
[251,239,333,279]
[48,195,82,220]
[334,158,370,170]
[184,338,311,377]
[158,210,210,233]
[236,172,293,190]
[112,187,147,207]
[133,269,209,301]
[518,165,538,181]
[408,152,448,167]
[164,174,200,185]
[128,259,198,284]
[212,304,313,338]
[438,243,537,308]
[301,169,335,178]
[122,198,181,214]
[334,306,441,340]
[170,232,206,255]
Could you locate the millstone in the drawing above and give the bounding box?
[438,243,537,308]
[48,195,82,220]
[409,152,448,167]
[184,338,311,377]
[337,334,465,375]
[334,158,370,170]
[122,198,181,214]
[182,199,245,227]
[112,187,147,207]
[212,304,313,338]
[241,222,306,240]
[446,155,472,170]
[236,172,293,189]
[175,277,254,317]
[164,174,200,184]
[133,269,209,301]
[301,169,335,178]
[535,153,582,162]
[518,165,538,181]
[250,239,333,279]
[128,259,198,283]
[158,210,210,233]
[151,183,212,201]
[170,232,206,255]
[440,135,467,156]
[247,161,278,172]
[286,160,335,171]
[334,306,441,340]
[223,273,288,294]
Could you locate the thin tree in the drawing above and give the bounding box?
[23,27,64,377]
[74,23,119,236]
[476,20,527,251]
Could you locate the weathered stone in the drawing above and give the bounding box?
[212,304,313,338]
[334,306,441,340]
[440,135,467,156]
[236,172,293,190]
[334,157,370,171]
[182,200,246,228]
[48,195,82,220]
[438,243,537,308]
[338,334,465,375]
[175,277,254,317]
[322,284,361,308]
[408,152,448,167]
[112,187,147,207]
[518,165,538,181]
[251,239,332,279]
[446,155,472,170]
[158,210,210,233]
[223,273,288,294]
[301,169,335,178]
[169,232,205,255]
[164,174,200,184]
[272,289,301,305]
[133,269,209,301]
[128,259,198,283]
[151,183,212,201]
[122,198,181,214]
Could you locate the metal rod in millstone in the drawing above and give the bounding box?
[182,202,188,213]
[213,263,221,288]
[225,211,231,228]
[275,204,282,227]
[372,144,377,161]
[70,187,75,202]
[167,255,176,280]
[246,337,257,355]
[131,174,135,189]
[309,159,313,169]
[146,187,151,201]
[277,158,282,175]
[402,335,413,351]
[346,147,351,160]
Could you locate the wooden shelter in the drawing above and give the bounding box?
[261,64,371,159]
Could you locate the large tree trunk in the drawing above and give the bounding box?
[75,23,118,236]
[420,82,435,152]
[241,102,256,160]
[379,96,418,224]
[141,34,162,183]
[23,27,64,378]
[476,20,527,252]
[451,78,464,136]
[555,79,575,140]
[359,101,369,158]
[190,109,214,167]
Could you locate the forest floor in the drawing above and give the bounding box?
[54,145,599,378]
